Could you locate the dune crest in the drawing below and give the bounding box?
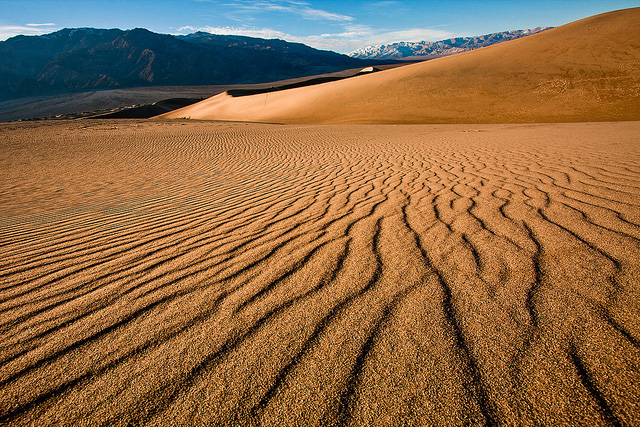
[159,8,640,124]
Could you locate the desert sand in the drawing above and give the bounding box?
[1,119,639,426]
[159,8,640,124]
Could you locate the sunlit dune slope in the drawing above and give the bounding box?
[159,8,640,124]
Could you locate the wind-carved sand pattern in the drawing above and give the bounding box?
[1,120,639,426]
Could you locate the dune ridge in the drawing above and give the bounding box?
[1,120,639,425]
[159,8,640,124]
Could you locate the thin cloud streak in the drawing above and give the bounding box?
[178,25,289,40]
[367,1,403,7]
[0,24,58,40]
[214,0,354,22]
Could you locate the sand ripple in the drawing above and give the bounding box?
[1,120,639,426]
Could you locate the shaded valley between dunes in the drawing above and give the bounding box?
[1,120,639,425]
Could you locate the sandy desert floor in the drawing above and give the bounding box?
[1,120,639,426]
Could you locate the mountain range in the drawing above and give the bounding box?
[0,28,370,101]
[348,28,551,60]
[0,26,560,102]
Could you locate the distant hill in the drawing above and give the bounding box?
[161,8,640,124]
[0,28,370,101]
[348,28,551,60]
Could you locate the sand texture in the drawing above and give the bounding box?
[160,8,640,124]
[1,120,639,425]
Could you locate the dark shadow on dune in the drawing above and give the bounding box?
[91,98,205,119]
[226,68,379,97]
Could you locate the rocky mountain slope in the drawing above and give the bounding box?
[0,28,370,100]
[348,28,551,60]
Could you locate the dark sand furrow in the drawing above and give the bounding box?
[599,311,640,351]
[229,199,390,426]
[468,186,529,252]
[520,228,541,313]
[554,199,640,244]
[515,222,543,373]
[572,176,640,195]
[559,196,640,240]
[555,183,640,209]
[0,175,316,288]
[245,200,389,420]
[0,193,327,332]
[4,291,257,419]
[0,289,189,391]
[0,363,89,423]
[576,177,640,193]
[0,187,290,276]
[7,164,372,336]
[0,152,341,269]
[248,238,352,416]
[400,202,498,426]
[337,280,426,427]
[560,192,640,228]
[460,234,483,274]
[132,241,366,423]
[231,237,333,315]
[0,187,234,254]
[0,286,243,424]
[568,345,623,427]
[537,208,622,272]
[568,292,640,352]
[0,208,336,358]
[333,217,384,424]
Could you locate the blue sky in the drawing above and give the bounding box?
[1,0,638,52]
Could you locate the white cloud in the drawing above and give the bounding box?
[0,24,58,41]
[178,25,288,40]
[213,1,354,22]
[368,1,403,7]
[176,24,456,53]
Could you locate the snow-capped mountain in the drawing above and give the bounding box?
[348,28,551,60]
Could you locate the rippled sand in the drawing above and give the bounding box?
[1,120,639,426]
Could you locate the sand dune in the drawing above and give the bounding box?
[1,120,639,425]
[159,8,640,124]
[0,64,409,123]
